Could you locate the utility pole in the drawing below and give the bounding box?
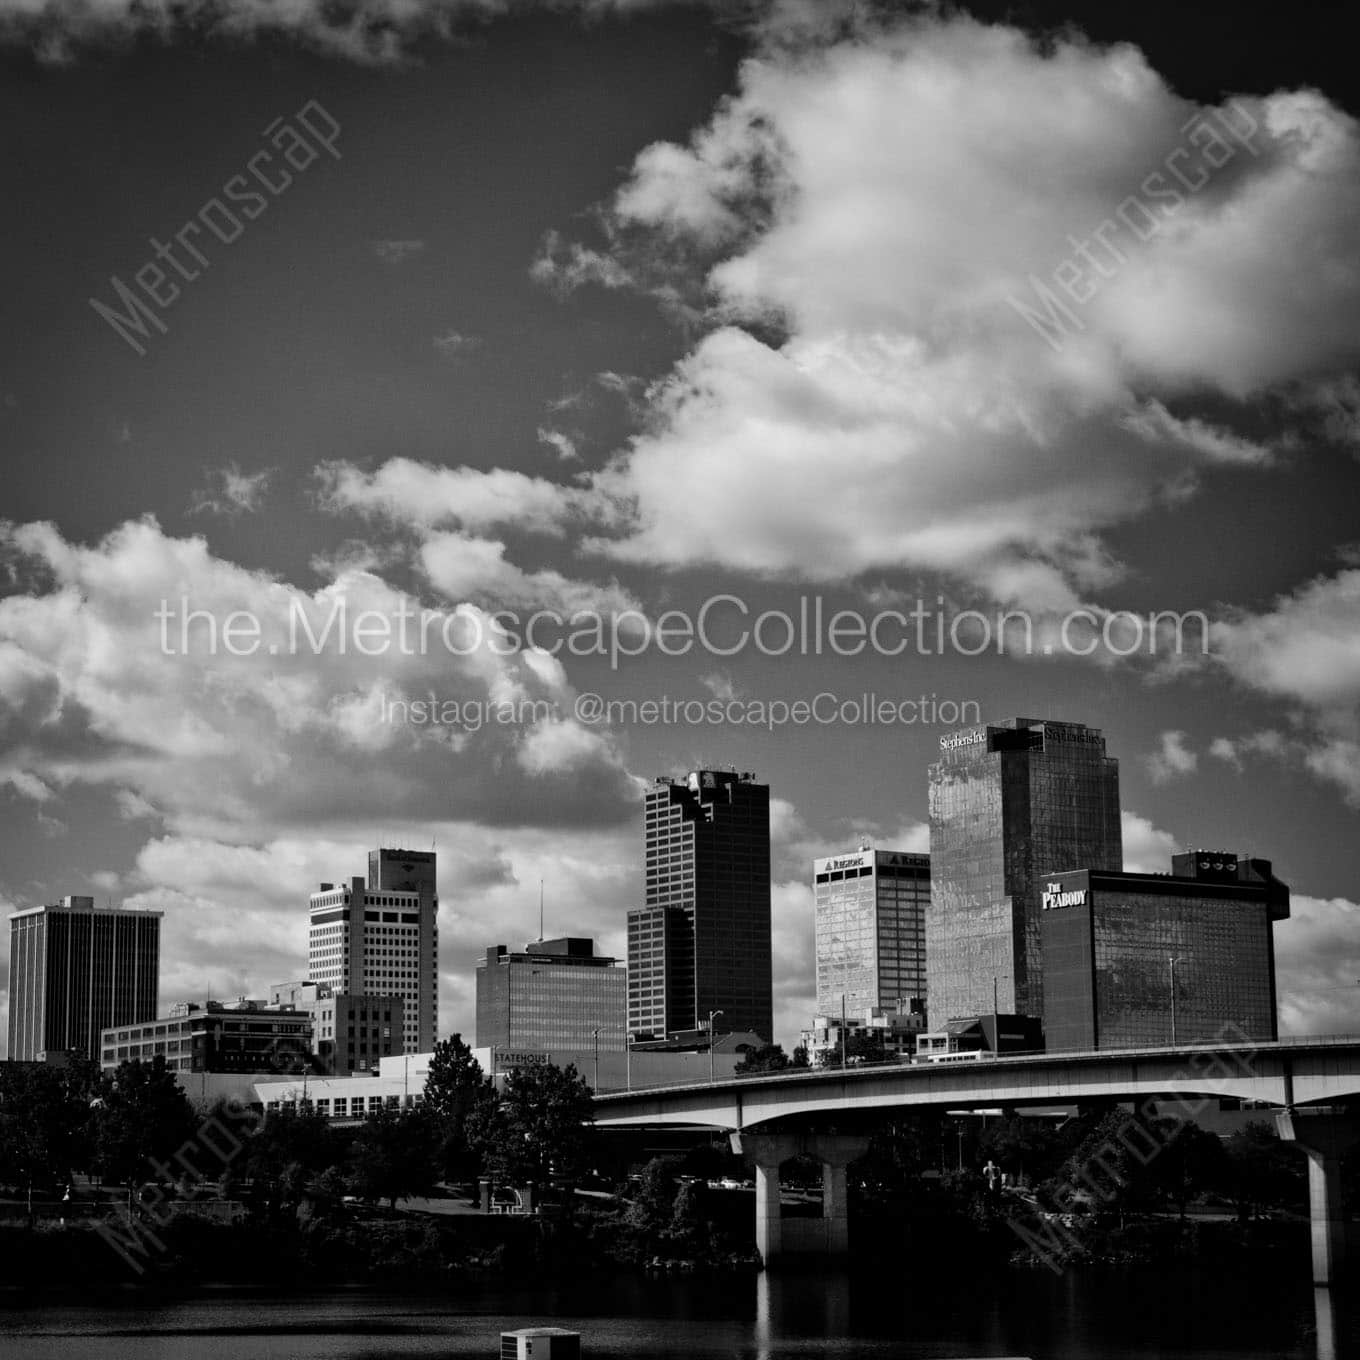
[1168,956,1184,1046]
[707,1009,724,1084]
[840,993,847,1070]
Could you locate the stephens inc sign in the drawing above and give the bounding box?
[1041,881,1088,910]
[940,727,987,752]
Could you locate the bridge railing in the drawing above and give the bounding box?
[597,1034,1360,1100]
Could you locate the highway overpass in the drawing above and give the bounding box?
[594,1036,1360,1282]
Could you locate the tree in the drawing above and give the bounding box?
[0,1062,93,1223]
[477,1062,595,1187]
[734,1044,793,1076]
[242,1103,340,1216]
[94,1057,197,1189]
[625,1156,678,1250]
[844,1029,887,1065]
[422,1034,494,1182]
[1226,1121,1302,1221]
[348,1105,437,1210]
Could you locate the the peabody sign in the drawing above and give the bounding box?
[1041,881,1088,910]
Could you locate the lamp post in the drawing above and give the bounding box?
[1168,956,1185,1046]
[840,993,847,1070]
[707,1009,724,1084]
[591,1027,600,1093]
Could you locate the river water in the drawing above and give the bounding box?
[3,1263,1354,1359]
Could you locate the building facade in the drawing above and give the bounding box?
[475,938,625,1055]
[627,770,772,1042]
[927,718,1122,1025]
[800,1003,926,1066]
[1041,851,1290,1051]
[307,847,438,1053]
[8,897,161,1063]
[269,980,404,1074]
[813,847,929,1019]
[100,998,313,1076]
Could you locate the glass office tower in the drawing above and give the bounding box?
[476,937,626,1054]
[927,718,1122,1024]
[1042,851,1289,1050]
[813,847,929,1018]
[627,770,772,1042]
[8,897,161,1062]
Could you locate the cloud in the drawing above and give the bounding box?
[0,516,637,844]
[1208,730,1286,771]
[372,239,426,264]
[187,462,275,517]
[1119,399,1274,466]
[538,15,1360,614]
[315,457,602,536]
[432,330,483,361]
[1121,810,1177,873]
[1214,569,1360,802]
[1275,894,1360,1036]
[0,0,704,64]
[1146,729,1198,783]
[417,532,642,617]
[537,427,579,462]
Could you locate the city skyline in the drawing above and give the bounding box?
[2,1,1359,1056]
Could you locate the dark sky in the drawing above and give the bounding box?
[1,0,1358,1047]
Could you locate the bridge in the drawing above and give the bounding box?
[594,1036,1360,1283]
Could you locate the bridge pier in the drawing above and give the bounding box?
[730,1131,871,1267]
[1274,1108,1359,1286]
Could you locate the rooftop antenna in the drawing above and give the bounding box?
[539,879,545,943]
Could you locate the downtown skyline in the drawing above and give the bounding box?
[1,0,1359,1054]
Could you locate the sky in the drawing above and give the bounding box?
[2,0,1359,1053]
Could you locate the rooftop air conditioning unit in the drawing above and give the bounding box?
[500,1328,582,1360]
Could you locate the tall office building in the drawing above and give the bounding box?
[927,717,1122,1024]
[627,770,772,1042]
[8,897,161,1062]
[307,847,438,1053]
[813,847,929,1018]
[475,937,626,1056]
[1042,851,1290,1051]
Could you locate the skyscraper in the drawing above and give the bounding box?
[307,847,438,1053]
[7,896,161,1062]
[927,717,1121,1024]
[627,770,772,1042]
[813,847,929,1018]
[475,937,626,1056]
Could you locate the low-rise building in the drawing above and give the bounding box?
[269,980,404,1073]
[101,998,314,1106]
[801,1002,926,1066]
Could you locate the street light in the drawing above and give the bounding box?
[707,1009,724,1084]
[591,1027,600,1093]
[1168,956,1185,1046]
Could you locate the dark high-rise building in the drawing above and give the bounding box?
[927,718,1122,1024]
[627,770,772,1042]
[7,897,161,1062]
[1042,851,1290,1051]
[475,937,625,1055]
[308,847,438,1054]
[813,847,929,1018]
